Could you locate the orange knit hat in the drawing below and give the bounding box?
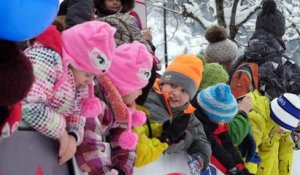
[160,54,203,99]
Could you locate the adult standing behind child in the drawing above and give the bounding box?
[136,55,212,175]
[0,21,116,175]
[75,41,153,175]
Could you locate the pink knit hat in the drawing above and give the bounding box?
[61,21,116,74]
[106,41,153,96]
[57,21,117,118]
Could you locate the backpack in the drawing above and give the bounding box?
[229,62,259,100]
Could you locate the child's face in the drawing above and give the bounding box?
[104,0,122,12]
[161,83,190,108]
[122,89,142,106]
[71,68,95,88]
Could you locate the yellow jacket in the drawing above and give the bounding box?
[245,90,294,175]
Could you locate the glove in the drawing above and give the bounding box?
[165,130,193,154]
[238,132,256,162]
[160,114,190,144]
[135,134,168,167]
[187,155,202,175]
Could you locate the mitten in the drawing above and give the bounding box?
[187,155,202,175]
[135,134,168,167]
[160,114,190,144]
[239,132,256,162]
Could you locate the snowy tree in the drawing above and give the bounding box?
[147,0,300,65]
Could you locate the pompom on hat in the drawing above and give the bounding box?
[0,40,34,106]
[256,0,285,38]
[160,54,203,99]
[270,93,300,131]
[197,83,238,123]
[204,25,238,66]
[106,41,153,96]
[59,21,117,118]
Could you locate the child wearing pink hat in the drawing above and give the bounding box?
[76,41,153,175]
[0,21,116,175]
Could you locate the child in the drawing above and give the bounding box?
[197,61,254,148]
[0,21,116,175]
[193,83,250,175]
[244,91,300,175]
[0,40,34,140]
[139,54,212,174]
[75,41,153,175]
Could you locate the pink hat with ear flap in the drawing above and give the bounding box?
[106,41,153,96]
[59,21,117,119]
[61,21,116,74]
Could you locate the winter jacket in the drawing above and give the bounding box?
[228,113,251,145]
[21,26,87,144]
[245,90,294,175]
[194,108,245,174]
[230,29,300,100]
[76,75,136,175]
[98,13,153,53]
[276,133,294,175]
[143,82,212,170]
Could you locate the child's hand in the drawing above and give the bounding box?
[58,131,77,165]
[142,28,152,41]
[238,95,253,113]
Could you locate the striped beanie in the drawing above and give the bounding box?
[197,83,238,123]
[270,93,300,131]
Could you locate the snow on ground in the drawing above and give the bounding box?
[292,151,300,174]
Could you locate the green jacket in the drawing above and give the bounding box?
[228,113,251,145]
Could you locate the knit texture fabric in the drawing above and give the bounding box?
[200,62,229,90]
[256,0,285,38]
[197,83,238,123]
[106,41,153,96]
[270,93,300,131]
[204,25,238,65]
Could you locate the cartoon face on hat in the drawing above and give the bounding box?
[89,47,111,72]
[62,21,116,74]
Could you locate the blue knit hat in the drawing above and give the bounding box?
[197,83,238,123]
[270,93,300,131]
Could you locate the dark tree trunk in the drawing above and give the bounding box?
[229,0,239,39]
[215,0,226,28]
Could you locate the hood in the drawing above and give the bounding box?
[244,29,285,65]
[36,25,62,56]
